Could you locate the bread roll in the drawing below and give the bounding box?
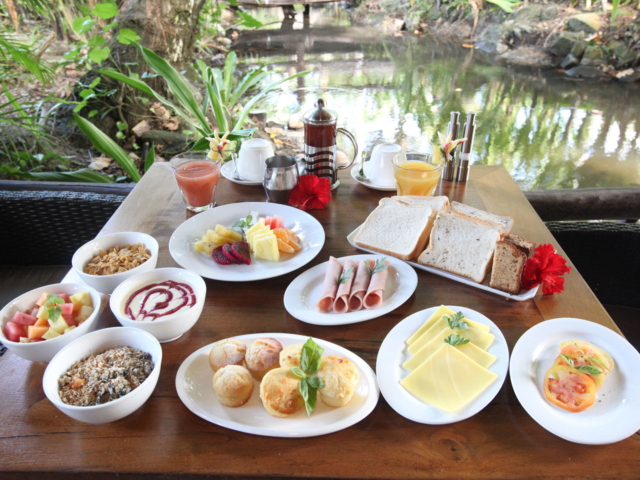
[279,343,304,369]
[213,365,254,408]
[318,356,359,407]
[245,338,283,380]
[209,339,247,372]
[259,367,305,418]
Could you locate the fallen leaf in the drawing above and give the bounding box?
[164,120,179,131]
[89,155,112,171]
[273,138,283,145]
[265,127,283,135]
[152,102,171,120]
[132,120,151,137]
[616,68,634,79]
[462,44,475,48]
[128,153,141,162]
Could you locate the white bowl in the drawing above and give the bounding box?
[109,268,206,343]
[0,283,102,362]
[72,232,159,294]
[43,327,162,424]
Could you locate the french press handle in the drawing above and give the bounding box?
[336,128,358,171]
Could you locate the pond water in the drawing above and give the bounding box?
[232,4,640,191]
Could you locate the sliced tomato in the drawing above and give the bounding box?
[559,340,614,372]
[554,351,606,391]
[544,364,596,413]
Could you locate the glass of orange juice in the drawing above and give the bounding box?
[170,152,222,212]
[392,153,443,196]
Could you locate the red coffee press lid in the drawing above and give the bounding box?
[302,98,337,126]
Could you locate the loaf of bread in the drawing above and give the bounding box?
[417,212,501,283]
[489,241,527,294]
[504,233,535,258]
[391,195,449,212]
[448,201,514,236]
[354,198,436,261]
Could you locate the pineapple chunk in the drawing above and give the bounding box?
[249,228,271,251]
[254,234,280,262]
[64,326,77,334]
[206,230,233,245]
[70,292,92,308]
[19,337,30,343]
[48,317,69,334]
[42,328,61,340]
[245,220,266,241]
[76,306,94,323]
[36,306,48,320]
[195,240,216,255]
[215,224,243,242]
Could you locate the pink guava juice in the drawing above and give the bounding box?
[173,160,221,209]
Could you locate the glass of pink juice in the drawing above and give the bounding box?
[170,152,221,212]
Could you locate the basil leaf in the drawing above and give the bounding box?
[305,385,318,416]
[47,305,62,322]
[44,294,65,308]
[299,377,309,402]
[245,215,252,225]
[589,356,610,372]
[306,374,324,389]
[575,365,603,376]
[559,353,575,368]
[300,338,324,374]
[232,220,245,228]
[289,366,307,380]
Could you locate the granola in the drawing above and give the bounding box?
[84,243,151,276]
[59,346,154,407]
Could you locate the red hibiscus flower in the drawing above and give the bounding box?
[522,244,571,295]
[288,175,332,211]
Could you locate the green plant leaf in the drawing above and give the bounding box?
[222,51,237,105]
[88,46,110,64]
[611,0,620,21]
[575,365,603,376]
[144,143,155,172]
[485,0,520,13]
[229,65,268,108]
[236,10,263,28]
[116,121,128,130]
[91,2,118,19]
[306,374,324,389]
[300,338,324,375]
[74,113,141,182]
[73,16,95,34]
[444,334,470,346]
[117,28,141,45]
[289,366,307,379]
[87,35,106,47]
[204,66,228,132]
[15,168,114,183]
[304,382,318,416]
[293,4,305,11]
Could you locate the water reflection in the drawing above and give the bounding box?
[234,6,640,190]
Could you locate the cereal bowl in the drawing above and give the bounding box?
[0,283,102,362]
[72,232,159,294]
[43,327,162,424]
[110,268,206,343]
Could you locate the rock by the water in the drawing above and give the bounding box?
[618,68,640,83]
[288,113,304,130]
[475,40,508,55]
[540,5,560,21]
[549,33,578,57]
[581,45,605,67]
[607,40,637,68]
[561,53,580,69]
[565,66,605,78]
[140,130,188,146]
[571,41,586,59]
[567,13,601,33]
[498,48,554,67]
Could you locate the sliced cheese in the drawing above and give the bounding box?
[403,332,496,371]
[400,343,498,412]
[406,306,489,346]
[408,319,494,354]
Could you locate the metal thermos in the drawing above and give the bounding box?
[442,111,460,181]
[457,112,477,183]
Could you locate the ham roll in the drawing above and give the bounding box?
[348,259,375,312]
[332,257,357,313]
[363,260,390,309]
[316,256,343,313]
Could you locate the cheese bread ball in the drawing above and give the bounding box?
[318,356,359,407]
[213,365,254,408]
[245,338,283,381]
[259,367,305,418]
[279,343,304,369]
[209,338,247,372]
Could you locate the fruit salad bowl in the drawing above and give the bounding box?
[109,268,206,343]
[0,283,102,362]
[72,232,159,294]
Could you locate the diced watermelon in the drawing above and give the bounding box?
[263,216,271,228]
[30,337,45,343]
[11,311,38,326]
[3,322,24,342]
[58,293,70,304]
[30,307,39,317]
[59,303,74,317]
[273,215,284,229]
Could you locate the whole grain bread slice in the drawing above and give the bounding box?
[489,241,527,294]
[448,201,514,236]
[504,233,535,258]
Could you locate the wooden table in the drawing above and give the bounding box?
[1,164,638,479]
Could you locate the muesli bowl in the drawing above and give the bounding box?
[72,232,159,294]
[0,283,102,362]
[43,327,162,424]
[109,268,206,343]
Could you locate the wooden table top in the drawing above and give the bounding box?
[1,164,637,479]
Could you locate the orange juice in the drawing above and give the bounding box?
[173,160,221,209]
[394,160,442,196]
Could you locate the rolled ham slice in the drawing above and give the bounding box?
[316,256,343,313]
[333,257,357,313]
[363,260,390,310]
[348,259,375,312]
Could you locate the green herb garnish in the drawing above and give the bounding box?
[367,257,388,275]
[337,267,354,285]
[444,312,468,331]
[44,294,65,323]
[290,338,325,416]
[444,334,470,346]
[232,214,253,229]
[589,355,610,372]
[559,353,603,376]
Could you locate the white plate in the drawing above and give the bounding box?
[220,161,263,186]
[350,163,397,191]
[283,254,418,326]
[510,318,640,445]
[376,306,509,424]
[175,333,379,437]
[347,225,538,301]
[169,202,325,282]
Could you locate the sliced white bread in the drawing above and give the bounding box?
[355,198,436,261]
[504,233,535,258]
[417,212,501,283]
[391,195,449,213]
[449,201,514,236]
[489,241,527,294]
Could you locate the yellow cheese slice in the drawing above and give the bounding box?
[408,319,494,354]
[403,333,496,371]
[400,344,498,412]
[406,306,489,346]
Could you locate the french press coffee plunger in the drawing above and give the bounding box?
[301,98,358,189]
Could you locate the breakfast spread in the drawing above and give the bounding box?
[124,280,196,322]
[208,337,358,417]
[3,292,94,343]
[316,256,389,313]
[543,340,614,413]
[84,243,151,275]
[400,306,497,412]
[354,197,536,294]
[58,346,154,407]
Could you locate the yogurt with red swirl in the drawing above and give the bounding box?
[125,280,196,322]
